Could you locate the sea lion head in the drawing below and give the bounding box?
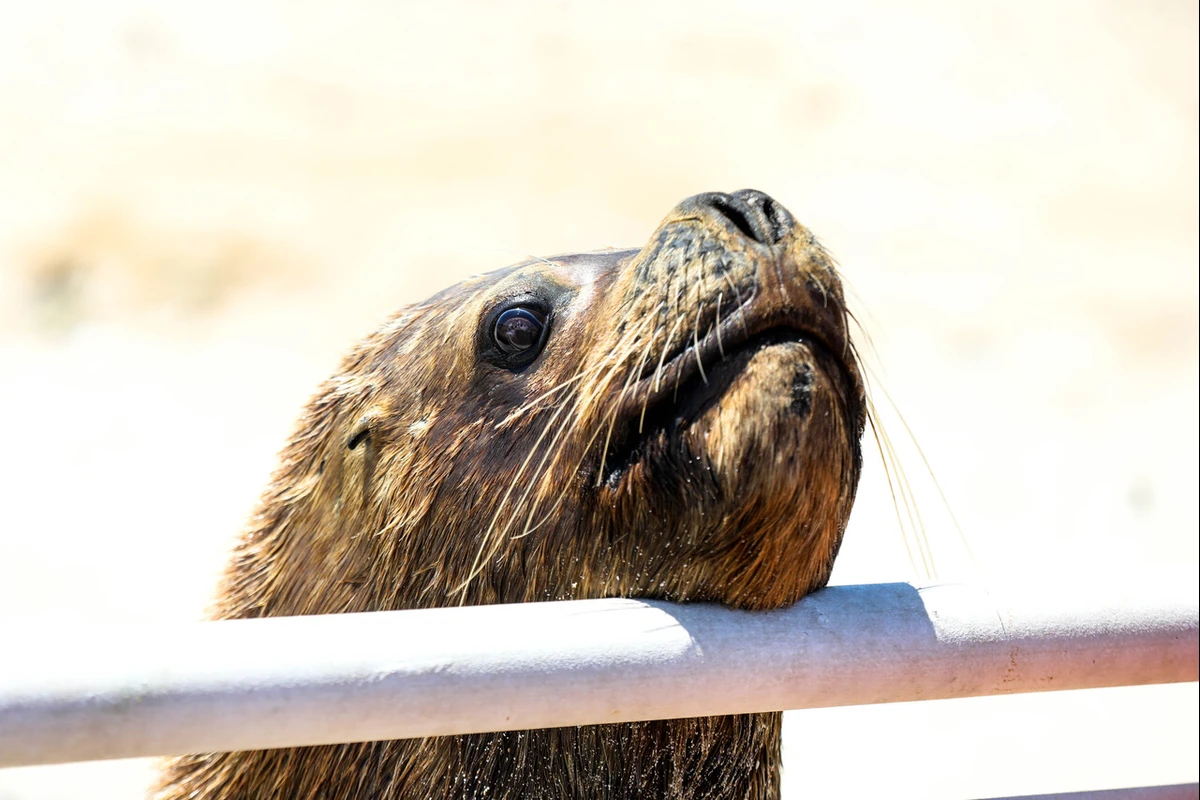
[220,189,865,618]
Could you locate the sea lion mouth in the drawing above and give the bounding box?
[592,190,866,494]
[600,299,851,488]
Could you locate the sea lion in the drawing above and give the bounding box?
[151,189,866,799]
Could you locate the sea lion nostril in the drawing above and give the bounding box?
[700,193,765,244]
[732,189,795,245]
[695,190,795,246]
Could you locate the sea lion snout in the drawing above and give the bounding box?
[680,189,796,246]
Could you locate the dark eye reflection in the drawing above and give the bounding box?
[493,306,547,356]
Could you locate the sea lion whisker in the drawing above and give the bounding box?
[503,369,596,422]
[844,311,860,362]
[835,301,944,579]
[514,485,570,540]
[537,412,618,527]
[582,314,659,458]
[864,403,923,579]
[866,364,976,570]
[637,329,662,435]
[595,387,637,482]
[547,335,646,456]
[522,329,644,428]
[652,313,687,393]
[513,414,583,539]
[456,392,582,597]
[715,292,725,359]
[581,311,656,408]
[539,353,631,414]
[842,302,886,377]
[812,273,831,308]
[693,303,708,385]
[595,315,660,481]
[509,392,584,512]
[868,391,935,581]
[889,427,936,580]
[838,272,874,331]
[719,270,751,338]
[595,311,672,450]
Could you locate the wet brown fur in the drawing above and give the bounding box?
[151,191,866,799]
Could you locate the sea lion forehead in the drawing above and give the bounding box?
[485,248,640,298]
[373,249,639,376]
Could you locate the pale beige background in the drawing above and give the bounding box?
[0,2,1196,798]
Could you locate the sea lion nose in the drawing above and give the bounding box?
[694,190,796,246]
[732,189,796,244]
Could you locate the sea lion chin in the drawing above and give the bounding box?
[152,189,866,800]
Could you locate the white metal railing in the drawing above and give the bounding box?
[984,786,1198,800]
[0,580,1196,769]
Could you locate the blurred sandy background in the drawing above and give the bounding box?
[0,2,1196,798]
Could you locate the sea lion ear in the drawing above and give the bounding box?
[346,424,370,451]
[346,408,383,451]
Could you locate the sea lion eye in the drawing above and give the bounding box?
[493,306,547,356]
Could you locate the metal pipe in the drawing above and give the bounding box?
[983,784,1199,800]
[0,580,1196,767]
